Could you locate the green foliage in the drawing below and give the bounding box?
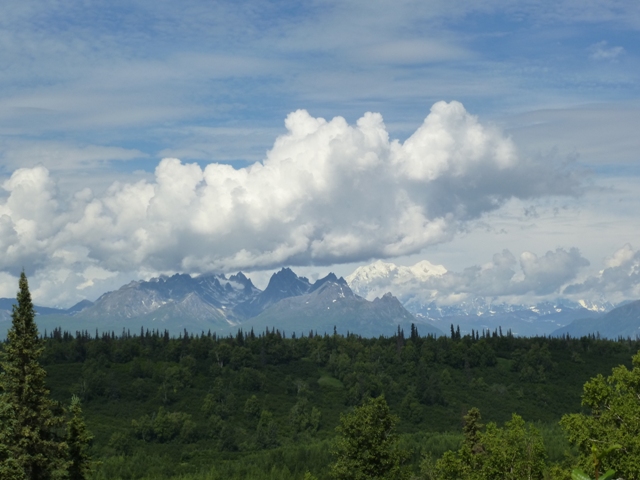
[433,409,547,480]
[0,398,25,479]
[23,317,640,479]
[289,397,321,435]
[107,431,133,456]
[244,395,261,423]
[571,468,616,480]
[256,410,279,449]
[132,407,197,443]
[400,388,423,423]
[66,395,97,480]
[0,272,69,479]
[330,396,409,480]
[289,381,321,436]
[561,352,640,479]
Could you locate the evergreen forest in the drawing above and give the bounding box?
[2,275,640,479]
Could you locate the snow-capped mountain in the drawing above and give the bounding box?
[5,259,630,339]
[345,259,617,336]
[81,272,260,323]
[250,274,442,337]
[26,268,430,338]
[553,300,640,338]
[346,259,446,302]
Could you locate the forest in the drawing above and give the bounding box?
[19,324,640,479]
[2,274,640,479]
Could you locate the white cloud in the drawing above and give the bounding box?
[564,244,640,302]
[0,102,578,305]
[345,243,640,309]
[348,248,590,306]
[589,41,625,61]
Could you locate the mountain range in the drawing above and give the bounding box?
[551,300,640,338]
[0,268,442,338]
[345,260,631,338]
[1,264,639,339]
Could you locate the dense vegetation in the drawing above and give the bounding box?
[12,321,636,479]
[2,275,640,478]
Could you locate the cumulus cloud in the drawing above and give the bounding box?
[0,102,578,305]
[563,244,640,302]
[348,248,590,306]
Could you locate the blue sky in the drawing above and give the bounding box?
[1,0,639,307]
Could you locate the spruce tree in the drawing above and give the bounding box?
[0,398,24,479]
[0,272,68,479]
[66,395,95,480]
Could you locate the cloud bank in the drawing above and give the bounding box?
[564,244,640,303]
[0,102,578,305]
[348,242,640,308]
[347,248,591,306]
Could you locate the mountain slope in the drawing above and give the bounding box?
[33,273,260,336]
[0,298,71,328]
[33,269,433,338]
[552,300,640,338]
[245,278,443,337]
[233,268,312,318]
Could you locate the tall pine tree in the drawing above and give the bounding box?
[0,272,68,479]
[66,395,95,480]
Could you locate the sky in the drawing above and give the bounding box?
[1,0,639,307]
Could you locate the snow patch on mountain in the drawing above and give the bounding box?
[346,259,446,301]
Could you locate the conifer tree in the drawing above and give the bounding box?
[0,272,68,479]
[0,399,24,479]
[330,395,409,480]
[66,395,95,480]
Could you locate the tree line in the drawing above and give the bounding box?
[1,273,640,478]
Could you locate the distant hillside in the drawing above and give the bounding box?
[35,272,259,336]
[552,300,640,338]
[6,266,634,339]
[29,269,436,338]
[426,306,603,338]
[0,298,87,329]
[246,276,442,337]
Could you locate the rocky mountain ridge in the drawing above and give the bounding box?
[10,268,435,338]
[1,265,637,339]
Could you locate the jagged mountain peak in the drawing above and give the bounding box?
[74,271,262,323]
[228,272,257,292]
[310,278,355,300]
[265,268,311,293]
[233,268,311,318]
[309,272,348,293]
[247,280,441,338]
